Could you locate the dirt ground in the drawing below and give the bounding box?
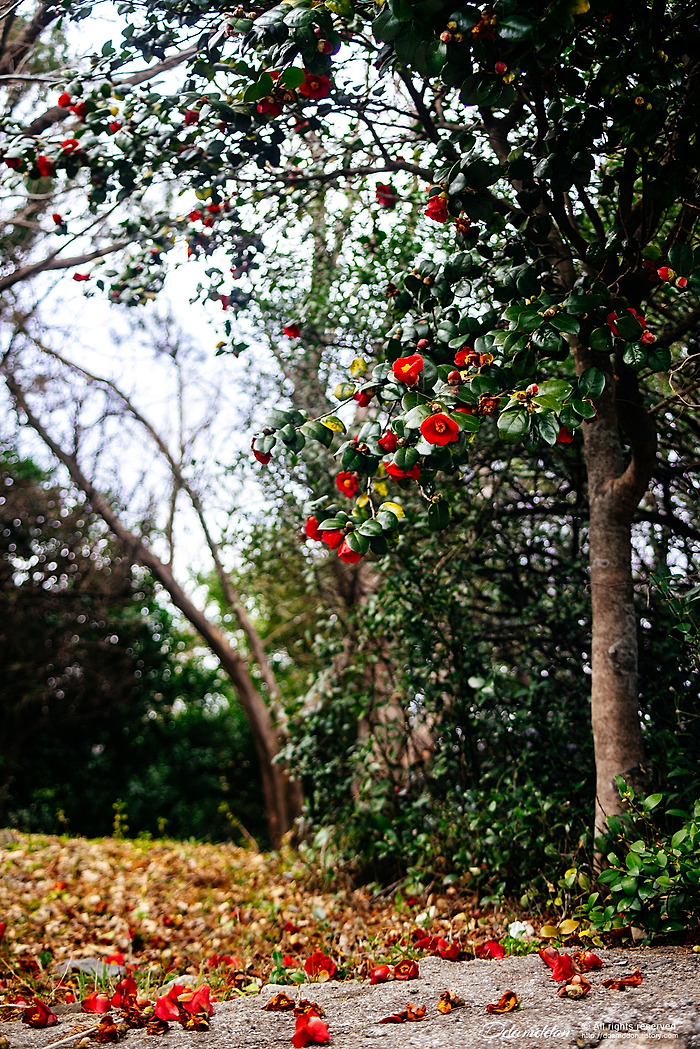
[3,949,699,1049]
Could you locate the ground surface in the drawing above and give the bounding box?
[1,834,699,1048]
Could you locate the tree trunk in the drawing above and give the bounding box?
[5,374,298,848]
[575,343,657,835]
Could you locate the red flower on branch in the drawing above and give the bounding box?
[378,431,398,453]
[556,425,573,443]
[425,193,449,223]
[299,72,331,100]
[337,539,362,564]
[391,354,424,386]
[72,272,91,281]
[109,121,122,132]
[305,516,322,540]
[36,155,54,177]
[283,323,301,338]
[420,413,459,446]
[258,97,283,117]
[321,529,343,550]
[184,110,199,125]
[353,390,372,407]
[57,92,72,107]
[375,183,398,209]
[68,101,87,118]
[386,461,421,481]
[61,138,81,153]
[335,471,359,498]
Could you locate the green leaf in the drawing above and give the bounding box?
[498,14,534,40]
[642,793,663,811]
[283,6,316,26]
[669,242,693,274]
[589,327,613,353]
[551,312,580,334]
[577,366,606,398]
[394,445,420,470]
[622,344,647,370]
[535,415,560,446]
[538,379,573,400]
[516,308,543,332]
[452,411,479,432]
[614,312,645,341]
[345,531,370,554]
[571,398,598,419]
[357,519,383,537]
[265,409,292,429]
[498,409,530,441]
[531,327,566,359]
[279,67,307,88]
[647,345,672,372]
[428,497,451,531]
[376,511,399,532]
[300,420,333,447]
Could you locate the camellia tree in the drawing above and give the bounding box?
[2,0,699,836]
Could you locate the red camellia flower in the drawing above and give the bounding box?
[474,940,505,959]
[607,307,646,336]
[305,516,322,540]
[57,91,72,107]
[299,72,331,100]
[258,97,283,117]
[23,999,58,1028]
[68,101,87,118]
[179,985,213,1016]
[550,953,577,982]
[354,390,372,407]
[454,347,479,367]
[61,138,81,153]
[375,183,398,209]
[420,413,460,446]
[82,992,112,1013]
[291,1012,331,1047]
[392,354,424,386]
[303,951,337,979]
[109,120,122,132]
[378,430,398,453]
[321,529,343,549]
[386,461,421,481]
[337,539,362,564]
[676,276,688,288]
[52,213,63,224]
[251,438,272,465]
[72,272,90,281]
[557,425,573,444]
[110,976,138,1008]
[572,950,603,972]
[4,157,22,168]
[425,193,449,223]
[369,964,393,984]
[494,60,508,74]
[657,265,674,281]
[336,471,359,498]
[283,323,301,338]
[154,995,180,1022]
[393,958,419,980]
[36,155,54,177]
[641,330,656,344]
[189,210,202,221]
[184,109,199,125]
[437,938,461,960]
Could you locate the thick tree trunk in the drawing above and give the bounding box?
[575,344,657,836]
[5,375,298,848]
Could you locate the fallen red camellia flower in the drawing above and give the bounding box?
[369,964,393,984]
[291,1012,330,1046]
[154,995,180,1022]
[82,991,112,1013]
[22,999,58,1028]
[379,1002,426,1024]
[486,990,518,1014]
[572,950,603,972]
[557,973,592,999]
[475,940,505,959]
[393,958,419,980]
[437,938,461,960]
[602,968,643,990]
[94,1015,120,1043]
[304,950,337,980]
[550,953,577,982]
[111,976,138,1007]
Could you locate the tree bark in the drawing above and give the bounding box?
[575,343,658,835]
[4,372,298,848]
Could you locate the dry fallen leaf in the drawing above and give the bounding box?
[437,989,466,1014]
[263,992,295,1012]
[486,990,519,1014]
[602,968,643,990]
[378,1002,427,1024]
[294,1000,325,1018]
